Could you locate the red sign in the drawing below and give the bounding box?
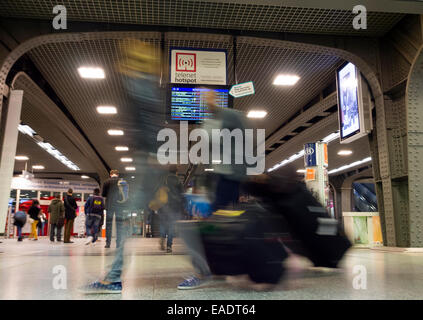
[176,53,196,72]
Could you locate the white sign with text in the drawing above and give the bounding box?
[170,48,227,85]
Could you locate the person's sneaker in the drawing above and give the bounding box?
[177,276,210,290]
[105,244,110,248]
[85,236,93,245]
[17,238,23,242]
[166,246,172,253]
[78,281,122,294]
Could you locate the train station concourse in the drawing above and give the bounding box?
[0,0,423,306]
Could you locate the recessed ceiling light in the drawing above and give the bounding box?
[108,129,124,136]
[115,146,129,151]
[273,74,300,86]
[338,150,353,156]
[15,155,29,161]
[32,165,45,170]
[120,157,133,163]
[78,67,105,79]
[296,169,306,173]
[125,167,136,171]
[247,110,267,118]
[97,106,117,114]
[131,176,135,179]
[81,175,89,179]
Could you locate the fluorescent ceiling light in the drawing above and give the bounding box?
[321,132,340,144]
[247,110,267,119]
[338,150,353,156]
[267,131,340,173]
[115,146,129,151]
[97,106,117,114]
[15,156,29,161]
[273,74,300,86]
[108,129,124,136]
[81,175,89,179]
[17,124,80,171]
[296,169,306,173]
[328,157,372,175]
[205,168,214,171]
[125,167,136,171]
[32,165,45,170]
[212,159,222,164]
[120,157,133,163]
[131,176,135,179]
[78,67,105,79]
[18,124,36,137]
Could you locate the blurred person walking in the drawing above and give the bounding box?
[64,188,78,243]
[84,188,105,245]
[177,90,248,290]
[79,40,164,294]
[48,194,65,242]
[28,199,41,241]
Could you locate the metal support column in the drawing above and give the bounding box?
[0,90,23,235]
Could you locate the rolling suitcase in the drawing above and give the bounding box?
[198,204,288,284]
[245,178,351,268]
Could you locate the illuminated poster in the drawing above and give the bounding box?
[338,62,360,139]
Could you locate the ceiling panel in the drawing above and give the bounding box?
[0,0,405,36]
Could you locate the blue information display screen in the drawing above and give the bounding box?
[170,86,230,121]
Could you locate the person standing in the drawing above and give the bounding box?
[84,188,105,245]
[102,170,128,248]
[28,200,41,241]
[63,188,78,244]
[48,194,65,242]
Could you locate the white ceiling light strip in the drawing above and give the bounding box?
[328,157,372,175]
[18,124,80,171]
[267,131,340,172]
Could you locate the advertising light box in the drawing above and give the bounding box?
[336,62,373,144]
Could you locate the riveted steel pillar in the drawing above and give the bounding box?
[406,47,423,247]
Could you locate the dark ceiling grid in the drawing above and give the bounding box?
[0,0,405,36]
[234,39,342,136]
[27,33,162,173]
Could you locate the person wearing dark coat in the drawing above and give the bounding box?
[28,200,41,241]
[48,194,65,242]
[63,188,78,243]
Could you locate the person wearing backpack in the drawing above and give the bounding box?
[102,170,129,248]
[84,188,105,245]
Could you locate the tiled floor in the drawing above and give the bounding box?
[0,237,422,300]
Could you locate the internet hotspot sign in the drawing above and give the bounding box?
[229,81,255,98]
